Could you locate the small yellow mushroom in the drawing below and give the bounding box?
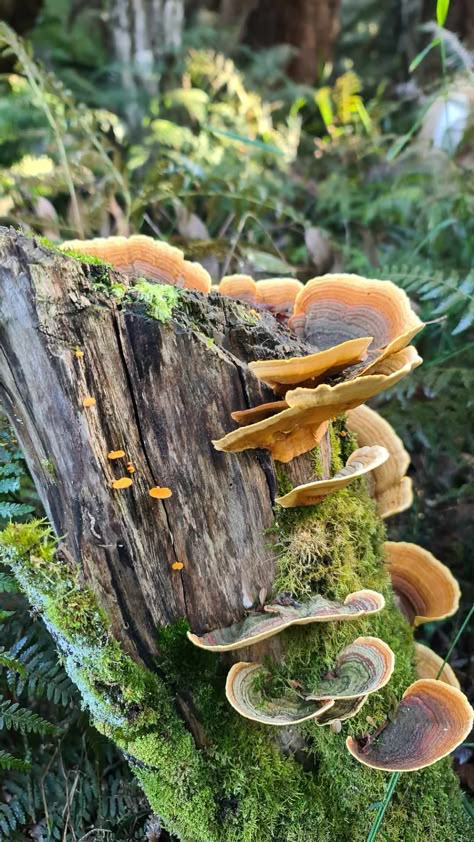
[112,477,133,489]
[74,349,84,359]
[107,450,126,460]
[126,463,136,474]
[82,397,96,408]
[149,486,173,499]
[172,561,184,571]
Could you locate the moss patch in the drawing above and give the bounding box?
[131,280,180,322]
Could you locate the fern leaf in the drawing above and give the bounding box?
[0,650,27,676]
[0,572,18,592]
[0,697,57,734]
[0,477,20,494]
[0,749,31,771]
[0,501,35,519]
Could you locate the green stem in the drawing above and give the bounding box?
[367,772,400,842]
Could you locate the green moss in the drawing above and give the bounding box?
[132,280,180,322]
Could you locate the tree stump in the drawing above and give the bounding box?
[0,230,469,842]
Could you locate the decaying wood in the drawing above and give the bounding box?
[0,229,329,665]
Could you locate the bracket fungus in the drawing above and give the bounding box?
[218,274,257,305]
[149,486,173,499]
[112,477,133,489]
[213,346,422,462]
[187,590,385,652]
[225,662,334,726]
[275,445,389,508]
[305,637,395,701]
[61,235,211,293]
[248,336,372,392]
[414,642,460,690]
[82,396,96,408]
[315,694,368,726]
[254,278,304,319]
[346,679,474,772]
[346,404,412,518]
[384,541,461,626]
[107,449,126,460]
[288,273,424,369]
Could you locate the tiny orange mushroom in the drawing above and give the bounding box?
[112,477,133,489]
[172,561,184,571]
[107,450,126,460]
[126,463,136,474]
[149,486,173,499]
[82,397,96,408]
[74,349,84,359]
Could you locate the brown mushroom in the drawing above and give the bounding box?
[288,273,424,370]
[384,541,461,626]
[414,643,460,690]
[187,589,385,652]
[213,346,422,462]
[276,445,389,507]
[346,679,474,771]
[345,404,412,518]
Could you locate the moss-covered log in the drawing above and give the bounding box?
[0,229,470,841]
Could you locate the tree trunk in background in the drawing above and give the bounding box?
[106,0,184,115]
[234,0,341,84]
[0,231,470,842]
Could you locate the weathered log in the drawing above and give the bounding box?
[0,229,325,663]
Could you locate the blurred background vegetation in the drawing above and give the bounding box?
[0,0,473,837]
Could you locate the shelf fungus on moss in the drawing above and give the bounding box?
[213,346,422,462]
[346,404,413,518]
[61,234,211,293]
[187,589,385,652]
[346,679,474,772]
[305,637,395,701]
[276,445,389,508]
[384,541,461,626]
[315,694,368,726]
[414,643,460,690]
[288,273,424,370]
[225,662,335,726]
[248,336,372,393]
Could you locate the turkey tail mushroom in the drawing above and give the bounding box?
[346,679,473,772]
[384,541,461,626]
[305,637,395,701]
[414,643,460,690]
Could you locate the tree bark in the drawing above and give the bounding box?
[0,229,322,664]
[0,230,469,842]
[235,0,341,84]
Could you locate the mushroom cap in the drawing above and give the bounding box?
[61,235,211,293]
[112,477,133,489]
[377,476,414,519]
[149,486,173,499]
[384,541,461,626]
[346,404,412,518]
[107,449,126,460]
[187,589,385,652]
[255,278,304,318]
[414,643,460,690]
[288,274,424,367]
[218,275,257,305]
[225,662,334,726]
[248,336,372,390]
[315,695,368,726]
[346,678,474,772]
[213,346,422,462]
[305,637,395,701]
[276,445,389,508]
[231,400,289,426]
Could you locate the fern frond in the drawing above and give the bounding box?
[0,749,31,771]
[0,572,18,592]
[0,650,26,677]
[0,697,57,734]
[0,501,35,519]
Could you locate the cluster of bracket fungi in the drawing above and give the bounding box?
[62,234,474,773]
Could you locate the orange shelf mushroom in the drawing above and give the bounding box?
[218,275,257,305]
[149,486,173,499]
[414,643,460,690]
[213,346,422,462]
[187,589,385,652]
[225,662,335,726]
[248,336,372,393]
[112,477,133,489]
[346,679,474,772]
[61,235,211,293]
[288,273,424,370]
[305,637,395,701]
[255,278,304,320]
[384,541,461,626]
[276,445,388,508]
[107,449,126,460]
[82,397,96,408]
[346,404,412,518]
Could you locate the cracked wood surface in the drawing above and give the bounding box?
[0,229,330,664]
